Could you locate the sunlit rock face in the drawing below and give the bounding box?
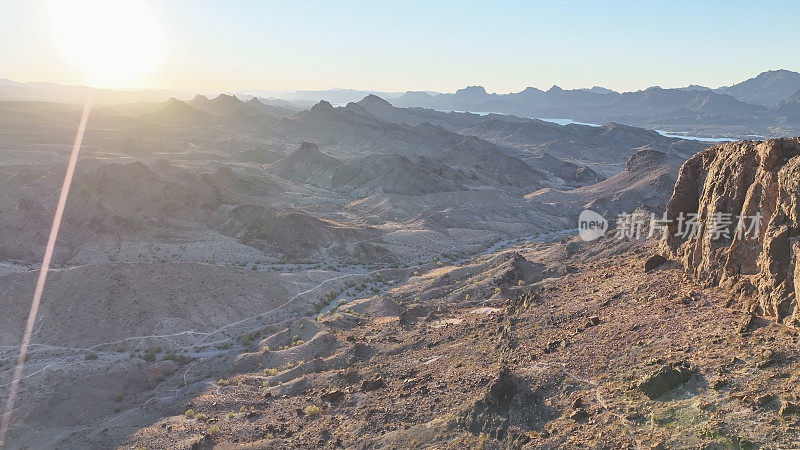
[663,137,800,324]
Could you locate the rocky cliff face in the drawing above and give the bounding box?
[663,137,800,324]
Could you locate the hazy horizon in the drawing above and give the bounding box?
[2,0,799,94]
[3,67,800,97]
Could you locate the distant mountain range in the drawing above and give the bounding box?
[1,69,799,138]
[234,88,412,107]
[388,70,800,139]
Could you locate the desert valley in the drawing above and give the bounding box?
[3,1,800,448]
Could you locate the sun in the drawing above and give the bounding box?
[49,0,166,88]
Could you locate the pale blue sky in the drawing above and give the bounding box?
[1,0,798,93]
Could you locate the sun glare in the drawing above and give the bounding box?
[49,0,166,88]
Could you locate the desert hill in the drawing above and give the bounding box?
[145,98,213,125]
[526,148,686,219]
[269,141,546,195]
[530,153,604,188]
[268,141,345,185]
[210,204,387,261]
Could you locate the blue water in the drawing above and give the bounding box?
[440,109,743,142]
[537,117,602,127]
[537,118,736,142]
[653,130,739,142]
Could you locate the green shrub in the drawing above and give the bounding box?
[142,348,158,362]
[240,332,258,347]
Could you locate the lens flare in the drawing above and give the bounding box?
[0,95,93,444]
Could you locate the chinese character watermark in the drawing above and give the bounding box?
[577,209,763,242]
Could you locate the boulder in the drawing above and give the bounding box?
[638,361,693,399]
[320,390,344,403]
[360,377,385,392]
[461,366,518,440]
[568,408,589,421]
[486,366,517,407]
[780,400,800,418]
[644,254,667,272]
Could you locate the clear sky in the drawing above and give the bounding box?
[1,0,799,94]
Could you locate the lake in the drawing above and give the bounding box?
[441,110,743,142]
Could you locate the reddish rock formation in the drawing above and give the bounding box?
[663,137,800,324]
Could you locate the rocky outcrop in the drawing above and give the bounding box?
[638,361,693,399]
[663,137,800,324]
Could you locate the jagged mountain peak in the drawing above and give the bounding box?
[678,84,711,91]
[357,94,392,108]
[455,85,488,96]
[750,68,800,80]
[579,86,618,95]
[297,141,322,154]
[310,100,334,113]
[156,97,208,122]
[214,93,241,102]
